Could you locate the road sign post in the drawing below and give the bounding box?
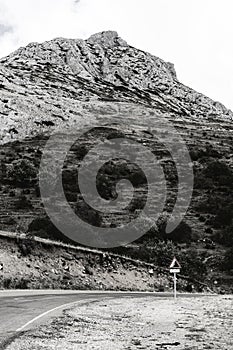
[169,257,181,300]
[173,272,177,299]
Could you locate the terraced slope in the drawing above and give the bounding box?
[0,31,232,290]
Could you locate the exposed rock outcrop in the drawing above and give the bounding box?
[0,31,232,144]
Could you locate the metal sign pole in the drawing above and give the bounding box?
[169,257,181,300]
[174,272,177,300]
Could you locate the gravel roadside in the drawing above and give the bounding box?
[6,295,233,350]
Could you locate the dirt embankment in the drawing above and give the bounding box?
[0,232,179,291]
[6,295,233,350]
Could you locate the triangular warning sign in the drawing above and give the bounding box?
[169,257,181,269]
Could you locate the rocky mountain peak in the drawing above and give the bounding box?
[87,30,128,48]
[0,31,232,144]
[1,30,176,83]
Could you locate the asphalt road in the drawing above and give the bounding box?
[0,290,213,349]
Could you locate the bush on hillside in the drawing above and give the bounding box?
[214,224,233,247]
[222,247,233,271]
[204,161,233,187]
[6,159,37,187]
[150,241,177,267]
[28,216,73,243]
[157,218,192,243]
[178,249,207,280]
[213,207,233,229]
[14,195,33,210]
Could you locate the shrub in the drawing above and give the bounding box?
[17,239,35,256]
[204,161,233,187]
[178,249,207,280]
[15,278,30,289]
[213,208,233,228]
[1,277,30,289]
[75,201,102,227]
[151,241,177,267]
[158,219,192,243]
[28,216,75,243]
[6,159,37,187]
[15,195,33,210]
[194,175,213,190]
[214,224,233,247]
[3,277,12,289]
[222,248,233,271]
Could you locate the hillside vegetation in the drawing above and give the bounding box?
[0,31,232,291]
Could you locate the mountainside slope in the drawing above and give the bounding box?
[0,31,233,291]
[0,31,232,144]
[0,231,175,291]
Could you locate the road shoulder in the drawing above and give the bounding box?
[5,295,233,350]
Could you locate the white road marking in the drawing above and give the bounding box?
[16,298,101,332]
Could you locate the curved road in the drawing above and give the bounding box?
[0,290,212,349]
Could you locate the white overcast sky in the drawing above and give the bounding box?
[0,0,232,110]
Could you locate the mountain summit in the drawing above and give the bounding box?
[0,31,232,143]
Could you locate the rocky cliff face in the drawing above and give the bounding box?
[0,31,233,290]
[0,30,232,143]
